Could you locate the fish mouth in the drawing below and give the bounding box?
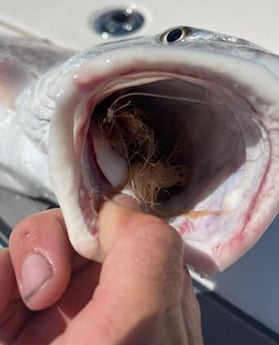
[86,76,252,216]
[49,50,277,274]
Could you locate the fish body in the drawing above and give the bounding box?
[1,26,279,274]
[0,37,73,198]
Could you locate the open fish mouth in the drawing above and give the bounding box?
[91,78,249,213]
[48,28,279,274]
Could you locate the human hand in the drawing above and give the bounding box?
[0,195,203,345]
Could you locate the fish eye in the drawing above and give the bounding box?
[159,27,190,44]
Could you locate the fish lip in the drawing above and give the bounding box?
[49,47,279,273]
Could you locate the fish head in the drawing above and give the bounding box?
[45,26,279,274]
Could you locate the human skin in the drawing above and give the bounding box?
[0,195,203,345]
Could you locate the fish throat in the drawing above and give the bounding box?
[84,74,261,219]
[95,92,191,211]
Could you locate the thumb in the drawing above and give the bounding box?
[98,193,145,255]
[98,194,185,310]
[55,194,187,345]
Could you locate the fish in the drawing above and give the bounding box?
[0,26,278,274]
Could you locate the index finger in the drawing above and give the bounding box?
[9,209,72,310]
[0,249,30,343]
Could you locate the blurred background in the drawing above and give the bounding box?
[0,1,278,343]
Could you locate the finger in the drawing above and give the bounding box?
[0,249,31,343]
[96,196,186,341]
[12,262,101,345]
[53,195,189,344]
[99,194,184,308]
[181,271,204,344]
[9,209,72,310]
